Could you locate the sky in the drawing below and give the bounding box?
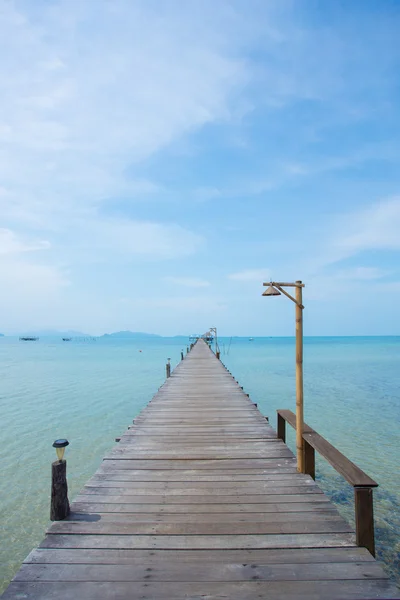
[1,0,400,336]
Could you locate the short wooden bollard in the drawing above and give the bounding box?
[216,351,220,359]
[181,351,184,361]
[166,359,171,378]
[50,460,70,521]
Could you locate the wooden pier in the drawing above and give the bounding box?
[2,340,398,599]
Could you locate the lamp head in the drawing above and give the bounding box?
[262,284,281,297]
[52,439,69,461]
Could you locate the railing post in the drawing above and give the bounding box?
[166,358,171,378]
[277,413,286,442]
[354,486,375,556]
[303,439,315,480]
[181,351,184,361]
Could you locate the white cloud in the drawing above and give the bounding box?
[71,218,204,261]
[193,179,275,202]
[164,277,210,288]
[337,197,400,254]
[0,228,50,255]
[304,197,400,274]
[335,267,388,281]
[0,0,249,224]
[228,268,271,282]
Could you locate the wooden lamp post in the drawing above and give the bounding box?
[262,281,305,473]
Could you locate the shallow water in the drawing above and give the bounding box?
[0,336,399,591]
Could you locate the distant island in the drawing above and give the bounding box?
[101,331,162,339]
[0,333,4,337]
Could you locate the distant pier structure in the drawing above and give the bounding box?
[189,331,214,346]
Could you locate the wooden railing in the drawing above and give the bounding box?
[277,409,378,556]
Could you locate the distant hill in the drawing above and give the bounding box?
[101,331,162,339]
[0,333,4,337]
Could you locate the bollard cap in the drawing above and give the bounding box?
[52,439,69,448]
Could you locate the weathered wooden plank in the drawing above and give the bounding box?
[100,458,298,470]
[69,501,337,514]
[86,475,313,487]
[14,560,387,582]
[89,471,300,481]
[63,510,342,523]
[78,483,321,495]
[113,441,289,449]
[4,580,398,600]
[25,546,375,565]
[47,520,353,536]
[104,449,295,459]
[83,481,317,493]
[39,533,357,550]
[96,465,298,475]
[74,492,328,505]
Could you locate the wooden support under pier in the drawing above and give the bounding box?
[2,340,398,599]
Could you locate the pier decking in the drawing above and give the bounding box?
[2,340,398,599]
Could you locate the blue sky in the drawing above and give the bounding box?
[1,0,400,336]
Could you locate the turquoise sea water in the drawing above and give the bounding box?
[0,336,399,592]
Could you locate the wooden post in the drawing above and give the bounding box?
[295,281,304,473]
[303,439,315,480]
[277,413,286,442]
[166,361,171,378]
[186,346,189,354]
[216,351,220,359]
[181,351,184,361]
[355,486,375,556]
[50,460,70,521]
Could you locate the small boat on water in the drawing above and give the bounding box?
[62,338,72,341]
[19,337,39,341]
[249,337,254,341]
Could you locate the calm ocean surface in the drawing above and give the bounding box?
[0,335,399,591]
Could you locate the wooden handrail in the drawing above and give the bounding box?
[277,409,377,556]
[277,409,377,487]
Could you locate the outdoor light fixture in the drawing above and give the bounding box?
[262,284,281,297]
[52,439,69,461]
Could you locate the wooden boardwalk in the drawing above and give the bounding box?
[2,340,398,599]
